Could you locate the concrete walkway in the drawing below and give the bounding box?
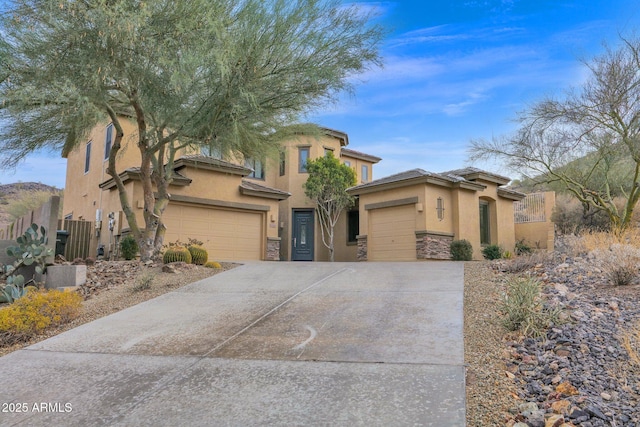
[0,262,465,426]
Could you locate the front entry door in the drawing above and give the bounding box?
[292,210,314,261]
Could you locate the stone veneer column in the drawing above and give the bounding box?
[356,235,367,261]
[266,237,281,261]
[415,230,454,260]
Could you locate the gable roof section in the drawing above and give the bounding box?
[340,148,382,163]
[320,127,349,146]
[174,155,251,176]
[347,168,486,195]
[443,167,511,186]
[99,168,192,190]
[240,180,291,200]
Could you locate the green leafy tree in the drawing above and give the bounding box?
[0,0,383,261]
[303,153,356,261]
[470,36,640,234]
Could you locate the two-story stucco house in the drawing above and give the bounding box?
[62,121,380,261]
[62,119,526,262]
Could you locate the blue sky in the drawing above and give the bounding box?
[1,0,639,188]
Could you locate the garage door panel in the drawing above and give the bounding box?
[369,205,416,261]
[163,203,263,260]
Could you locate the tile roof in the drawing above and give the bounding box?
[443,167,511,185]
[240,180,291,198]
[340,148,382,163]
[175,155,251,174]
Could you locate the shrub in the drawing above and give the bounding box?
[482,244,503,260]
[499,276,561,338]
[515,239,532,256]
[133,271,155,292]
[163,247,192,264]
[204,261,222,269]
[621,321,640,368]
[500,251,555,274]
[502,250,513,259]
[188,245,208,265]
[120,235,138,260]
[591,243,640,286]
[0,290,82,345]
[450,239,473,261]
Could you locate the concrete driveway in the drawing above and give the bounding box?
[0,262,465,426]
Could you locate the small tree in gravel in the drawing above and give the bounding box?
[303,153,356,262]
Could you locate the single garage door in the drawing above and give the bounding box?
[368,204,416,261]
[163,203,263,260]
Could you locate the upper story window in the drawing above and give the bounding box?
[84,141,92,174]
[344,160,351,167]
[299,147,310,173]
[361,164,369,182]
[245,158,265,180]
[279,151,286,176]
[201,145,222,159]
[104,124,113,161]
[324,147,334,157]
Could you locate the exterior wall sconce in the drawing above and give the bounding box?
[436,197,445,221]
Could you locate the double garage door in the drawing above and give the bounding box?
[163,203,264,261]
[368,204,416,261]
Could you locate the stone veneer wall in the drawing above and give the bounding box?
[266,237,281,261]
[356,235,367,261]
[416,230,454,260]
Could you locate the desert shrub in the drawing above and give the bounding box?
[499,276,561,338]
[0,290,82,345]
[5,189,63,222]
[591,243,640,286]
[551,194,611,234]
[482,244,503,260]
[621,321,640,368]
[188,245,208,265]
[84,257,95,266]
[500,251,555,274]
[515,239,532,256]
[163,247,192,264]
[120,235,138,260]
[133,271,155,292]
[450,239,473,261]
[204,261,222,269]
[72,258,85,265]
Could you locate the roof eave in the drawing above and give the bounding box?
[498,188,527,201]
[174,157,251,176]
[239,186,291,200]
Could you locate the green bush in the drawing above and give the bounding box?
[515,239,533,256]
[120,235,138,260]
[499,277,561,338]
[482,244,503,260]
[450,239,473,261]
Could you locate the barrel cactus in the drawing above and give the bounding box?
[188,245,208,265]
[162,246,192,264]
[204,261,222,269]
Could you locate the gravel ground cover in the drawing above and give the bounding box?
[0,260,236,357]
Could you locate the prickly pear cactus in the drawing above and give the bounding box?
[188,245,208,265]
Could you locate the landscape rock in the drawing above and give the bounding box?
[498,246,640,426]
